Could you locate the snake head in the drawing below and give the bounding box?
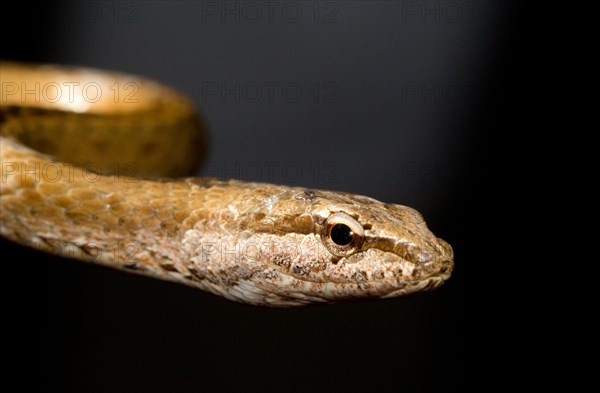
[237,188,454,306]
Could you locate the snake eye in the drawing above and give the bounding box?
[330,223,353,245]
[322,212,364,257]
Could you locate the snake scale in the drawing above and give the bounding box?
[0,61,453,307]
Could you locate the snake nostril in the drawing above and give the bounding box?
[436,238,453,259]
[406,243,437,264]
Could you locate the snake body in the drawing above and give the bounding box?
[0,62,453,307]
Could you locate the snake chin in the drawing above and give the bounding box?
[228,248,453,307]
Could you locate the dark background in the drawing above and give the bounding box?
[2,1,518,391]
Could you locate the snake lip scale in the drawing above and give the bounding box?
[0,61,454,307]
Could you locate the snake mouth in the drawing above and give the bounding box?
[380,275,450,298]
[262,268,452,305]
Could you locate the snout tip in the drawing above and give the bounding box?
[436,238,454,278]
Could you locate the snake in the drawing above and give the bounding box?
[0,61,453,307]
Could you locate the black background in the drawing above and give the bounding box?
[2,1,519,392]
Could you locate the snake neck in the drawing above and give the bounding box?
[1,136,301,302]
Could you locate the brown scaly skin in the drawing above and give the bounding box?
[0,61,453,307]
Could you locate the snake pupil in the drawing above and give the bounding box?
[330,223,353,246]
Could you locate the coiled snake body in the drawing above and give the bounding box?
[0,62,453,307]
